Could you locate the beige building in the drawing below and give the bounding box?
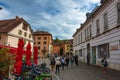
[33,31,52,58]
[0,16,34,50]
[73,0,120,71]
[62,39,73,55]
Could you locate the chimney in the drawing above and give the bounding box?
[86,12,91,19]
[100,0,106,4]
[16,16,19,21]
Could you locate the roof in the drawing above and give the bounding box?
[0,16,30,33]
[33,30,52,35]
[72,0,112,37]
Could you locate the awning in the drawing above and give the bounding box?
[0,44,17,54]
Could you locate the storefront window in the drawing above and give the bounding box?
[98,43,109,58]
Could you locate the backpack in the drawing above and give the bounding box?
[50,60,55,65]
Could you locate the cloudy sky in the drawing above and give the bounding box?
[0,0,100,39]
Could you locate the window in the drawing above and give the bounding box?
[79,49,82,57]
[78,34,80,43]
[117,2,120,23]
[29,34,31,38]
[43,41,47,45]
[87,28,89,39]
[98,43,109,58]
[119,40,120,46]
[24,32,27,37]
[70,45,73,47]
[37,41,40,44]
[38,37,41,40]
[85,29,87,40]
[0,35,1,40]
[18,30,22,35]
[38,46,40,50]
[81,32,82,43]
[34,37,35,40]
[22,23,28,31]
[34,42,36,45]
[96,19,100,35]
[67,45,69,47]
[90,25,92,37]
[44,37,47,40]
[104,13,108,31]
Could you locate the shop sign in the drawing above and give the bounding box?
[110,45,118,51]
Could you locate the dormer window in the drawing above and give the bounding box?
[22,23,28,31]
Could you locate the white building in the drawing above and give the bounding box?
[73,0,120,71]
[0,16,34,50]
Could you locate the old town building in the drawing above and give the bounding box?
[33,30,52,58]
[0,16,34,50]
[73,0,120,70]
[62,39,73,55]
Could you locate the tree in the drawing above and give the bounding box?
[0,48,15,79]
[60,47,63,56]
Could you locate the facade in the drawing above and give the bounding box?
[33,31,52,58]
[62,39,73,55]
[73,0,120,71]
[52,43,61,55]
[0,16,34,50]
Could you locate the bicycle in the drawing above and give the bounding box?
[35,73,52,80]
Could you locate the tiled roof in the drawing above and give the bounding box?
[0,16,28,33]
[33,30,52,35]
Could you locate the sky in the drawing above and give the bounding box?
[0,0,100,40]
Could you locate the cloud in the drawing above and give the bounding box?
[0,7,11,19]
[0,0,100,39]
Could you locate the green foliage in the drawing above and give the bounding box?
[0,48,15,78]
[60,47,63,56]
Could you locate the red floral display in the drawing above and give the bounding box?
[26,42,32,66]
[14,38,24,75]
[33,46,38,65]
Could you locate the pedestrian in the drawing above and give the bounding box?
[65,56,69,67]
[86,53,90,65]
[55,58,61,74]
[74,55,78,66]
[70,56,74,66]
[101,57,108,73]
[61,57,65,70]
[50,58,55,72]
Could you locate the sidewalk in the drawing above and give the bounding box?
[55,62,120,80]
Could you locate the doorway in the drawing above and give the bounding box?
[92,46,96,64]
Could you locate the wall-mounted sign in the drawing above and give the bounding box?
[110,45,118,51]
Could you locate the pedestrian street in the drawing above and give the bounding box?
[55,62,120,80]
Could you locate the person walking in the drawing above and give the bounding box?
[86,53,90,65]
[55,58,61,74]
[65,56,69,67]
[101,57,108,73]
[74,55,78,66]
[50,58,55,72]
[61,57,65,70]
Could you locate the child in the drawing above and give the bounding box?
[101,57,108,73]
